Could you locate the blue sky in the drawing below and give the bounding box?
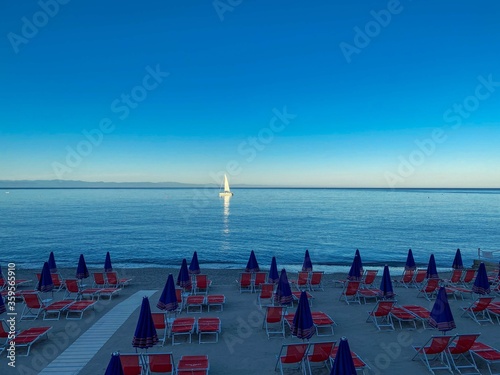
[1,0,499,187]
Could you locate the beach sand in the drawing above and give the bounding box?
[4,267,500,375]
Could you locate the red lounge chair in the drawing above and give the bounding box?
[194,274,212,295]
[92,272,106,288]
[411,269,427,288]
[291,272,309,291]
[412,335,454,374]
[366,300,395,330]
[311,311,336,336]
[15,326,52,356]
[197,317,221,344]
[275,343,309,375]
[106,271,132,288]
[264,306,285,339]
[416,278,440,301]
[237,273,253,293]
[147,353,175,374]
[305,341,335,374]
[292,291,314,307]
[206,294,225,312]
[309,271,324,291]
[66,300,96,320]
[42,299,75,320]
[470,341,500,375]
[186,295,205,313]
[444,269,464,286]
[20,293,45,320]
[253,272,267,291]
[461,296,494,325]
[50,273,65,291]
[258,283,274,308]
[487,302,500,323]
[329,345,370,374]
[447,285,473,300]
[177,355,209,375]
[401,305,431,329]
[446,333,481,374]
[152,312,167,346]
[97,287,122,300]
[357,287,381,304]
[64,279,100,300]
[339,281,361,305]
[0,277,31,290]
[361,270,378,289]
[0,320,9,348]
[390,306,418,330]
[171,317,196,345]
[461,269,476,286]
[120,353,143,375]
[394,269,414,288]
[175,288,184,313]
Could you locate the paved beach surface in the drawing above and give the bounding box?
[4,267,500,375]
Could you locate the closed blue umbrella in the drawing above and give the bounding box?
[426,254,439,279]
[331,337,356,375]
[76,254,89,280]
[105,352,124,375]
[189,251,201,275]
[452,248,463,270]
[429,287,456,333]
[472,262,490,295]
[291,291,314,340]
[302,250,313,272]
[268,256,279,284]
[48,252,57,273]
[104,252,113,272]
[347,255,362,281]
[379,265,394,299]
[355,249,364,274]
[176,259,192,290]
[157,274,178,312]
[0,293,6,315]
[37,262,54,293]
[274,269,293,306]
[245,250,260,272]
[132,297,159,349]
[405,249,416,271]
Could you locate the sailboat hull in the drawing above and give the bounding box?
[219,192,233,197]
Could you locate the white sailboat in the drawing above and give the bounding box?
[219,174,234,197]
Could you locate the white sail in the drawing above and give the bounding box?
[219,174,234,197]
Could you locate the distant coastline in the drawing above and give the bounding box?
[0,179,499,190]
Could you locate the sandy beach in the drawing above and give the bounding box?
[3,267,500,375]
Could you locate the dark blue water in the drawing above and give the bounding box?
[1,188,499,272]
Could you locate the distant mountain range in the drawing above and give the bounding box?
[0,179,221,188]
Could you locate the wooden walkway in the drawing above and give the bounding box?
[38,290,157,374]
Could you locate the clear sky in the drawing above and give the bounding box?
[1,1,499,187]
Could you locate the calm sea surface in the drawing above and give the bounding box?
[1,188,499,272]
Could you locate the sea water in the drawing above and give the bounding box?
[0,188,499,272]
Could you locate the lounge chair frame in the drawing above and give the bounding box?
[275,343,309,375]
[366,300,395,331]
[412,335,454,374]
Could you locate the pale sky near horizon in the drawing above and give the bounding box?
[1,1,500,188]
